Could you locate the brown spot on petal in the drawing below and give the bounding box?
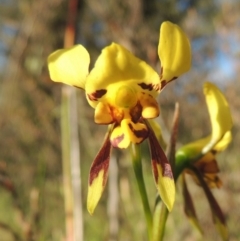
[138,83,154,91]
[87,89,107,101]
[138,83,160,92]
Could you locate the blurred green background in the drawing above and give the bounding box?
[0,0,240,240]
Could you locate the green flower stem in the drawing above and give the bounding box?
[155,202,169,241]
[131,143,153,241]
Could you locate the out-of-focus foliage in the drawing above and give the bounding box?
[0,0,240,240]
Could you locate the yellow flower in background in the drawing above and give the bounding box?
[48,21,191,214]
[176,82,232,239]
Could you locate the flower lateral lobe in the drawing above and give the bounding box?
[158,21,191,89]
[47,45,90,89]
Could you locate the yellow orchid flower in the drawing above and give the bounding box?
[175,82,232,240]
[48,21,191,214]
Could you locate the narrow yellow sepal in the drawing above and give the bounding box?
[188,216,204,235]
[158,21,191,83]
[47,45,90,89]
[214,215,229,241]
[156,164,175,211]
[87,169,105,215]
[203,82,232,153]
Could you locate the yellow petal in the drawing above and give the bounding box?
[85,43,160,108]
[202,82,232,153]
[158,21,191,86]
[48,45,90,89]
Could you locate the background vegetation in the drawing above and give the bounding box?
[0,0,240,240]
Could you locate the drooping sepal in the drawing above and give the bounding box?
[48,45,90,89]
[182,173,203,235]
[192,166,228,241]
[87,131,112,215]
[158,21,191,88]
[146,121,175,211]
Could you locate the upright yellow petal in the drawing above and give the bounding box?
[203,82,232,153]
[213,131,232,152]
[48,45,90,89]
[158,21,191,87]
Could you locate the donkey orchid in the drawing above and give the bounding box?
[48,21,191,214]
[176,82,232,239]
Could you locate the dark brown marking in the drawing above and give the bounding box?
[128,122,148,141]
[129,102,142,123]
[89,132,111,186]
[160,77,178,90]
[138,83,160,92]
[146,120,174,180]
[87,89,107,101]
[138,83,153,91]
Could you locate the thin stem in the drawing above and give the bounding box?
[131,143,153,241]
[157,203,169,241]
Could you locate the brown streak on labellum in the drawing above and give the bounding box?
[89,133,111,186]
[87,89,107,101]
[128,123,148,140]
